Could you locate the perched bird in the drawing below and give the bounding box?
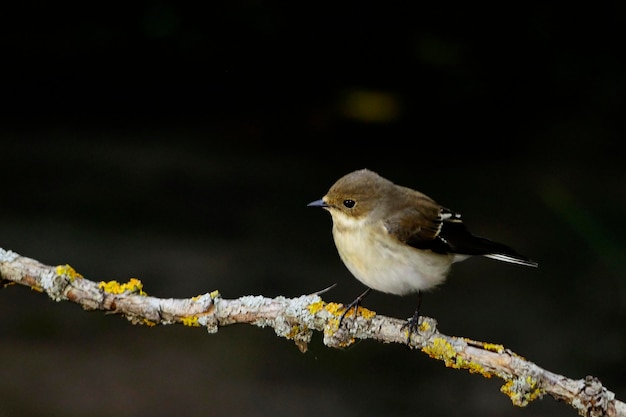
[308,168,537,338]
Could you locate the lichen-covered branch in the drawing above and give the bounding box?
[1,247,623,417]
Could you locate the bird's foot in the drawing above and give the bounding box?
[338,300,360,326]
[339,288,372,327]
[401,309,422,344]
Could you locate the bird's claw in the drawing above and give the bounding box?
[401,310,422,344]
[338,288,372,327]
[338,300,360,327]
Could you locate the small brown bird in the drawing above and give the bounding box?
[308,169,537,337]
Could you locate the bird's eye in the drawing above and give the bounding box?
[343,199,356,208]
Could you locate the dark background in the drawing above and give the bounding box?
[1,2,625,416]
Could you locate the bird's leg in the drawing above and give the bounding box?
[339,288,372,326]
[401,291,423,343]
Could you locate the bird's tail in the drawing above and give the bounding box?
[468,235,538,267]
[483,252,538,267]
[432,220,538,267]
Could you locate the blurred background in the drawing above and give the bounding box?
[1,2,625,416]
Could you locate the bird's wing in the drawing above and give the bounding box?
[386,205,538,267]
[383,198,450,248]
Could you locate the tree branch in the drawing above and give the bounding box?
[1,247,623,416]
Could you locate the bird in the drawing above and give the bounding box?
[308,168,538,339]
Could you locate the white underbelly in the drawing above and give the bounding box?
[332,225,454,295]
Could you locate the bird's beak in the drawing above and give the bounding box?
[307,199,328,208]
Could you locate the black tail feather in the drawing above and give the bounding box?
[431,221,538,267]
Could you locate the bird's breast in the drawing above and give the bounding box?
[330,216,453,295]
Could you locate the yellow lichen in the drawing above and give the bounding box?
[286,325,306,340]
[55,264,83,281]
[283,325,310,353]
[403,319,433,341]
[482,342,505,353]
[316,301,373,349]
[323,302,376,320]
[356,307,376,320]
[141,319,157,327]
[422,337,457,364]
[325,317,341,333]
[182,316,200,327]
[525,376,543,401]
[464,338,506,353]
[98,278,147,295]
[324,302,344,316]
[422,337,492,378]
[464,359,490,377]
[500,375,543,407]
[338,337,355,348]
[307,300,326,315]
[190,290,219,302]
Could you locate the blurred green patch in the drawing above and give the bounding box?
[416,34,463,68]
[540,178,621,268]
[142,3,181,39]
